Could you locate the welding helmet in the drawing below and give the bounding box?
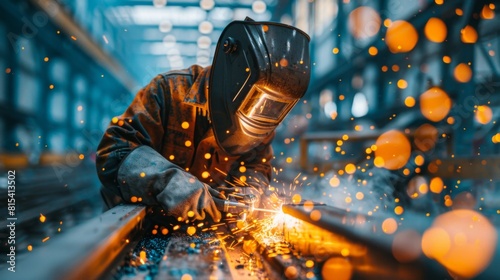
[209,19,311,155]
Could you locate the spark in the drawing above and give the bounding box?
[253,207,279,213]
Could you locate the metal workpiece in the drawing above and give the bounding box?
[0,205,146,280]
[155,232,233,279]
[117,222,273,280]
[281,203,392,247]
[279,203,500,280]
[280,203,446,279]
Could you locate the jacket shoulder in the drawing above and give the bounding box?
[158,65,206,82]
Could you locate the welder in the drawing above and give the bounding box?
[96,18,311,223]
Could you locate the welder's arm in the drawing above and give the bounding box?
[117,145,222,221]
[96,74,167,192]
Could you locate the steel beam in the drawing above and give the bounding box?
[0,205,146,280]
[430,156,500,180]
[28,0,138,92]
[281,202,500,280]
[281,203,445,279]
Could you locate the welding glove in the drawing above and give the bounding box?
[117,145,222,222]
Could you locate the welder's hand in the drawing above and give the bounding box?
[116,145,223,223]
[156,169,223,222]
[215,185,238,197]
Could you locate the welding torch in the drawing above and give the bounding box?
[213,193,280,217]
[213,193,256,214]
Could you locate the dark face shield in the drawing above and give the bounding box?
[209,20,311,155]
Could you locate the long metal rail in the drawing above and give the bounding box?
[0,205,146,280]
[281,203,500,280]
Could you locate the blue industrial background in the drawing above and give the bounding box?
[1,0,500,278]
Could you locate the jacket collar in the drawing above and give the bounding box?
[184,65,211,107]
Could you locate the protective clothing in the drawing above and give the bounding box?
[210,20,311,156]
[117,145,223,221]
[96,66,273,222]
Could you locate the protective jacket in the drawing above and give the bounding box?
[96,65,273,220]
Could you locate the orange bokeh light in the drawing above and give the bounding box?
[424,17,447,43]
[394,205,404,215]
[310,210,322,221]
[383,18,392,27]
[322,257,353,280]
[414,123,438,152]
[348,6,381,39]
[421,209,497,278]
[454,63,473,83]
[492,133,500,144]
[385,20,418,53]
[329,176,340,187]
[475,105,493,124]
[392,230,422,263]
[397,79,408,89]
[382,218,398,234]
[292,194,302,204]
[186,226,196,236]
[368,46,378,56]
[481,4,495,19]
[422,227,451,259]
[461,25,478,43]
[345,163,356,174]
[404,96,416,107]
[419,87,452,122]
[414,154,425,166]
[430,177,444,193]
[452,191,476,210]
[374,130,411,170]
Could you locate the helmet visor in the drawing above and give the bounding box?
[237,85,297,136]
[239,85,297,123]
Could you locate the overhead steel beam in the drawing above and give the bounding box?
[116,25,222,42]
[29,0,139,92]
[430,157,500,180]
[118,26,223,42]
[103,0,255,9]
